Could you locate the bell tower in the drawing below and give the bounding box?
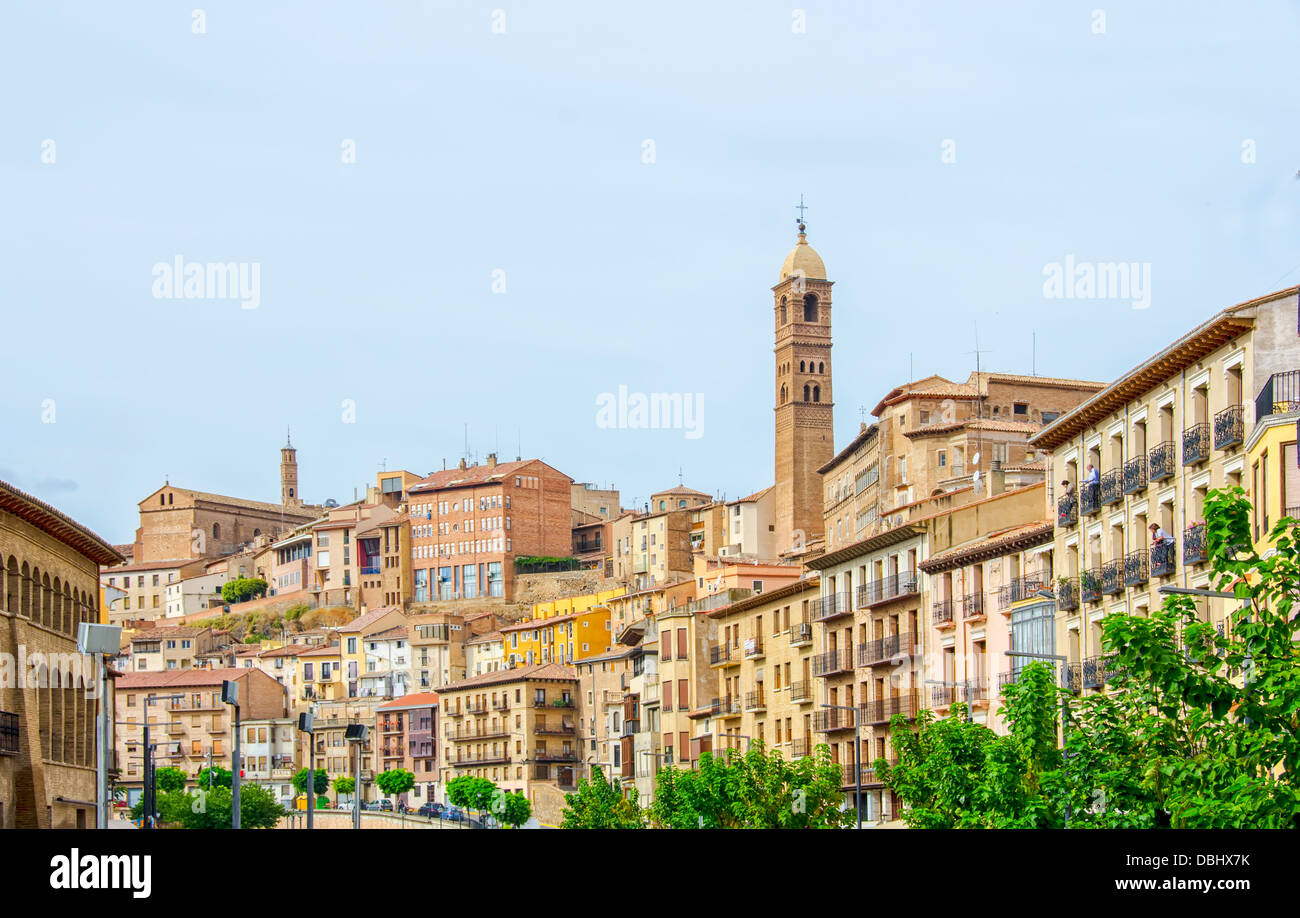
[773,211,834,554]
[281,429,300,507]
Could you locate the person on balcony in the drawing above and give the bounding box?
[1083,464,1100,487]
[1149,522,1173,546]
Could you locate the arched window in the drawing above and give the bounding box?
[799,361,806,373]
[168,493,173,505]
[818,362,824,374]
[6,557,18,612]
[213,523,221,540]
[803,385,811,402]
[803,293,818,322]
[813,385,821,403]
[253,528,261,538]
[780,384,787,404]
[160,494,165,506]
[778,301,787,325]
[289,488,294,498]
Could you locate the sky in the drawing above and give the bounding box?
[2,1,1299,544]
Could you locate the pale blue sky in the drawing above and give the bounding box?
[2,1,1299,543]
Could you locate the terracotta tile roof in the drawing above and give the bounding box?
[652,485,712,498]
[438,662,577,692]
[968,371,1106,393]
[408,459,560,495]
[819,423,879,474]
[873,375,980,416]
[919,521,1055,573]
[299,645,343,658]
[903,418,1042,438]
[102,557,201,574]
[728,485,774,505]
[368,625,409,641]
[129,626,203,642]
[379,691,440,710]
[116,667,254,689]
[466,630,503,645]
[337,607,403,633]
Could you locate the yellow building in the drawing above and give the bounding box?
[298,645,344,704]
[502,587,625,667]
[1245,368,1300,553]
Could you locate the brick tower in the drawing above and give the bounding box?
[281,431,300,507]
[773,218,834,554]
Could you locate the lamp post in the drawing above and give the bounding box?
[139,692,183,829]
[1158,585,1254,724]
[345,723,370,829]
[221,680,241,829]
[77,622,122,829]
[1004,649,1069,828]
[821,703,861,829]
[298,710,315,829]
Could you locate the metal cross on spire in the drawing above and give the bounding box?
[795,194,808,226]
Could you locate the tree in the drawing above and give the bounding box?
[649,743,852,828]
[195,765,232,789]
[154,766,187,794]
[375,768,416,807]
[561,766,645,829]
[446,775,497,822]
[495,790,532,828]
[292,767,329,797]
[333,775,355,804]
[221,577,268,605]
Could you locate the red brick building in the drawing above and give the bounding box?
[406,456,573,603]
[376,691,439,805]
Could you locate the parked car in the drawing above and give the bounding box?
[361,800,382,811]
[378,799,394,812]
[416,802,444,819]
[442,806,464,822]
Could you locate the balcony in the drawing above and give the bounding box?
[813,709,856,733]
[1124,550,1149,588]
[1150,540,1176,578]
[789,737,811,758]
[1213,405,1244,451]
[932,599,955,628]
[710,696,740,717]
[1055,577,1079,612]
[859,692,920,725]
[844,760,893,788]
[1148,441,1175,483]
[1183,523,1208,565]
[1057,492,1078,528]
[1182,422,1210,466]
[709,645,734,667]
[857,632,916,667]
[1100,469,1123,506]
[789,680,813,704]
[811,648,854,677]
[743,690,766,712]
[466,700,488,715]
[492,698,510,711]
[453,752,510,766]
[858,571,920,607]
[534,720,576,735]
[789,622,813,647]
[360,565,380,576]
[1080,480,1101,516]
[1255,369,1300,419]
[999,574,1046,610]
[448,726,508,740]
[743,636,765,659]
[930,686,954,708]
[1100,559,1124,595]
[1081,655,1119,690]
[811,592,853,622]
[534,749,579,763]
[1122,456,1147,495]
[1080,568,1102,604]
[962,593,985,621]
[997,670,1018,689]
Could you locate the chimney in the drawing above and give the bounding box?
[458,458,467,470]
[989,459,1006,496]
[487,452,497,468]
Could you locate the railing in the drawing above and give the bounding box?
[492,698,510,711]
[1081,655,1120,690]
[447,726,509,740]
[789,681,813,703]
[789,737,811,759]
[466,700,488,714]
[857,633,916,667]
[1122,455,1147,494]
[789,622,813,646]
[1100,559,1124,595]
[962,593,986,620]
[999,575,1045,610]
[813,709,855,733]
[932,599,955,627]
[0,711,17,755]
[811,648,854,677]
[1214,405,1244,450]
[1124,550,1149,588]
[1255,369,1300,419]
[360,565,380,576]
[811,592,853,622]
[1080,568,1102,604]
[709,645,733,666]
[1100,469,1123,506]
[1057,492,1078,528]
[744,690,766,711]
[710,696,740,716]
[997,670,1018,688]
[1148,441,1175,483]
[744,636,765,658]
[1183,422,1210,466]
[1150,540,1176,577]
[1064,664,1082,694]
[858,571,920,606]
[533,749,579,762]
[534,721,576,735]
[1055,577,1079,612]
[931,686,954,708]
[1080,480,1101,516]
[452,752,510,766]
[1184,523,1208,565]
[859,692,921,725]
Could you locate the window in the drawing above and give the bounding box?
[803,293,817,322]
[1013,402,1029,416]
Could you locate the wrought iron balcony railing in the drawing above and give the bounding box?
[789,622,813,646]
[857,632,916,667]
[811,647,854,677]
[789,681,813,703]
[743,690,766,711]
[1122,455,1147,494]
[812,708,855,732]
[1100,469,1123,506]
[1080,480,1101,516]
[1100,559,1124,595]
[1183,422,1210,466]
[1055,577,1079,612]
[710,645,733,666]
[1080,568,1102,604]
[858,571,920,606]
[932,599,955,627]
[1183,523,1208,565]
[1255,369,1300,419]
[1213,405,1244,450]
[811,592,853,622]
[1081,655,1120,690]
[1150,540,1176,578]
[1057,492,1078,527]
[1148,440,1175,483]
[999,574,1046,609]
[1124,550,1149,588]
[962,593,986,620]
[859,692,921,725]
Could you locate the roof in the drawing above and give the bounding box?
[1029,289,1294,450]
[466,630,503,645]
[0,479,123,566]
[902,418,1042,439]
[919,521,1055,574]
[807,523,928,570]
[651,485,712,499]
[408,459,570,495]
[299,645,342,658]
[500,612,582,634]
[727,485,774,505]
[705,576,820,618]
[116,667,261,690]
[104,557,206,574]
[778,228,827,282]
[575,645,636,666]
[378,691,439,711]
[141,485,313,518]
[872,376,980,416]
[337,607,401,633]
[818,423,879,475]
[438,662,578,692]
[129,626,202,642]
[969,371,1106,393]
[368,625,409,641]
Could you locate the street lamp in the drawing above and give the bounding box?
[221,680,241,829]
[1004,649,1070,828]
[77,622,122,830]
[821,702,862,830]
[298,710,315,829]
[344,723,370,830]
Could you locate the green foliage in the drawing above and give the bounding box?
[375,768,416,800]
[648,742,851,828]
[284,602,311,621]
[495,790,532,827]
[292,768,329,796]
[196,765,232,789]
[135,783,284,829]
[333,775,355,797]
[446,775,497,815]
[561,767,646,829]
[154,766,187,794]
[221,577,269,605]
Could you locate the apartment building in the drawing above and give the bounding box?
[101,558,209,625]
[163,570,228,618]
[688,501,728,557]
[704,578,820,762]
[502,587,624,667]
[311,698,382,801]
[114,667,287,803]
[269,527,313,597]
[358,624,409,699]
[409,611,469,689]
[357,507,410,612]
[437,663,580,824]
[240,717,298,804]
[571,482,620,523]
[464,629,505,677]
[1031,286,1300,688]
[298,645,345,704]
[604,580,695,639]
[335,607,408,697]
[1245,368,1300,553]
[407,455,573,603]
[376,692,439,805]
[128,624,221,672]
[611,506,694,589]
[574,645,637,783]
[1,478,121,828]
[656,592,732,767]
[722,486,778,560]
[310,503,402,609]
